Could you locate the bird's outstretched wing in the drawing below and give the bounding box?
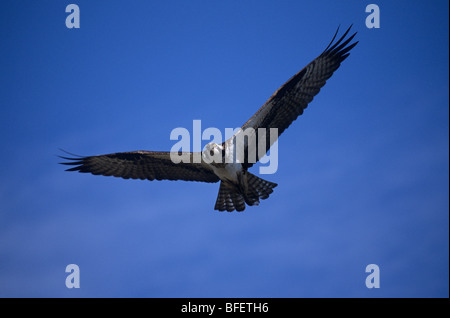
[230,25,358,168]
[59,151,220,183]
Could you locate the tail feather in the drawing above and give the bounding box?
[215,182,246,212]
[214,172,277,212]
[245,172,277,202]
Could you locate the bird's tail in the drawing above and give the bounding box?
[214,182,246,212]
[214,173,277,212]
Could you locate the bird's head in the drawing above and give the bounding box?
[202,142,224,164]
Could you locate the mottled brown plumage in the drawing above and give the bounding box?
[60,151,219,183]
[236,25,358,168]
[60,26,358,212]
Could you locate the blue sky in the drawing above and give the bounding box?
[0,0,448,297]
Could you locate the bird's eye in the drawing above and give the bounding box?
[210,149,215,156]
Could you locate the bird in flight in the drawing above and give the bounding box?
[60,26,358,212]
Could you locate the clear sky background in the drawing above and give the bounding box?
[0,1,448,297]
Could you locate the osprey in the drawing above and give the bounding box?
[60,26,358,212]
